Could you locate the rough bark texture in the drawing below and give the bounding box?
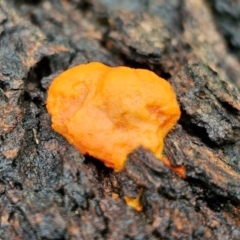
[0,0,240,239]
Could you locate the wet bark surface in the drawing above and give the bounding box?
[0,0,240,239]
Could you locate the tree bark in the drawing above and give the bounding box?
[0,0,240,239]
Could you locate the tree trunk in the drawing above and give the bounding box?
[0,0,240,239]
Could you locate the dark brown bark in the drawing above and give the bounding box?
[0,0,240,239]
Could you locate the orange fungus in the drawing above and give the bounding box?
[46,62,181,172]
[124,188,143,212]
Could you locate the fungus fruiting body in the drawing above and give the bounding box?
[46,62,181,173]
[124,188,143,212]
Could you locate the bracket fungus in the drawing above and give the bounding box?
[46,62,181,172]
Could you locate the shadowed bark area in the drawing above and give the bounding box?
[0,0,240,239]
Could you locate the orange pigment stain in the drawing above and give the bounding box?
[162,157,186,179]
